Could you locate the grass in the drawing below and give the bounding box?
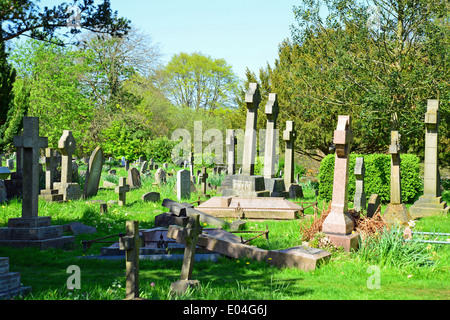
[0,162,449,300]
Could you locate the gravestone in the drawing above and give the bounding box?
[383,131,411,225]
[169,214,203,295]
[177,169,191,201]
[353,157,366,212]
[189,152,194,178]
[141,192,160,202]
[54,130,81,201]
[83,146,103,198]
[410,100,448,218]
[366,194,380,218]
[0,117,75,249]
[321,115,359,251]
[0,257,31,299]
[119,221,140,300]
[6,159,14,170]
[155,168,166,185]
[140,161,148,174]
[200,167,208,195]
[263,94,288,198]
[0,167,11,204]
[283,121,303,199]
[125,160,129,171]
[39,148,63,202]
[226,129,237,175]
[127,168,141,189]
[115,177,130,206]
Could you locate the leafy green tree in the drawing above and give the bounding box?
[156,52,240,110]
[0,39,16,129]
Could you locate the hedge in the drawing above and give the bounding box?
[318,153,421,204]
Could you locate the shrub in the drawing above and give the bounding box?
[318,153,421,203]
[144,137,178,163]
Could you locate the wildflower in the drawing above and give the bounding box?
[246,262,250,265]
[268,258,272,261]
[150,282,155,287]
[407,275,413,278]
[236,260,240,263]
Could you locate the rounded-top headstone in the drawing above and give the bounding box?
[84,146,103,198]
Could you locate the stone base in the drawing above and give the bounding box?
[170,279,200,295]
[323,232,359,252]
[221,175,270,197]
[264,178,289,198]
[0,257,32,300]
[154,213,190,228]
[54,182,81,201]
[39,189,64,202]
[383,203,412,226]
[409,196,448,219]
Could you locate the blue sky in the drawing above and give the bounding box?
[40,0,300,81]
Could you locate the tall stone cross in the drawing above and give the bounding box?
[119,220,140,299]
[13,117,48,218]
[353,157,366,212]
[322,115,354,235]
[226,129,237,175]
[263,93,279,179]
[241,83,260,176]
[423,99,440,198]
[180,214,203,281]
[58,130,76,184]
[283,121,295,189]
[115,177,130,206]
[389,130,402,204]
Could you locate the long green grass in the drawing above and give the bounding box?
[0,163,449,300]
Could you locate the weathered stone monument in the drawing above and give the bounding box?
[140,161,148,175]
[283,121,303,199]
[321,115,359,251]
[263,93,288,198]
[53,130,81,201]
[200,167,208,195]
[127,167,141,189]
[0,117,75,249]
[169,214,203,295]
[115,177,130,206]
[221,83,269,197]
[410,100,448,218]
[83,146,103,198]
[383,131,412,225]
[177,169,191,201]
[155,168,166,185]
[353,157,366,212]
[366,194,380,218]
[119,220,140,300]
[226,129,237,175]
[39,148,63,202]
[0,167,11,204]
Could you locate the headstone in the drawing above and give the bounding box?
[54,130,81,201]
[127,168,141,189]
[410,100,448,218]
[366,194,380,218]
[283,121,302,199]
[321,115,359,251]
[169,214,203,295]
[140,161,148,174]
[226,129,237,175]
[177,169,191,201]
[353,157,366,212]
[6,159,14,170]
[155,168,166,185]
[383,131,411,225]
[83,146,103,198]
[149,158,154,170]
[141,192,160,202]
[0,117,75,249]
[115,177,130,206]
[189,152,194,178]
[125,160,129,171]
[200,167,208,195]
[119,220,140,300]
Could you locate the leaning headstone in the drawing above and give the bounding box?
[83,146,103,198]
[383,131,411,225]
[0,117,75,249]
[115,177,130,206]
[366,194,380,218]
[127,168,141,189]
[353,157,366,212]
[177,169,191,201]
[169,214,203,295]
[410,100,448,218]
[141,192,160,202]
[322,115,358,251]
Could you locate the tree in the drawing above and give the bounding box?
[0,0,130,44]
[266,0,449,161]
[156,52,240,110]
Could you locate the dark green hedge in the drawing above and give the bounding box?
[318,153,421,204]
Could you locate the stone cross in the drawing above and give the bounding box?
[423,99,440,198]
[283,120,295,189]
[241,83,260,176]
[119,220,140,300]
[180,214,203,281]
[389,130,402,204]
[200,167,208,195]
[115,177,130,206]
[58,130,76,184]
[13,117,48,218]
[322,115,354,236]
[44,148,56,190]
[263,93,279,179]
[353,157,366,212]
[226,129,237,175]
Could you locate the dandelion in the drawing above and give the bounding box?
[246,262,250,265]
[236,260,240,263]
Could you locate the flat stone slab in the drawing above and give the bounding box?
[167,225,330,271]
[197,196,303,219]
